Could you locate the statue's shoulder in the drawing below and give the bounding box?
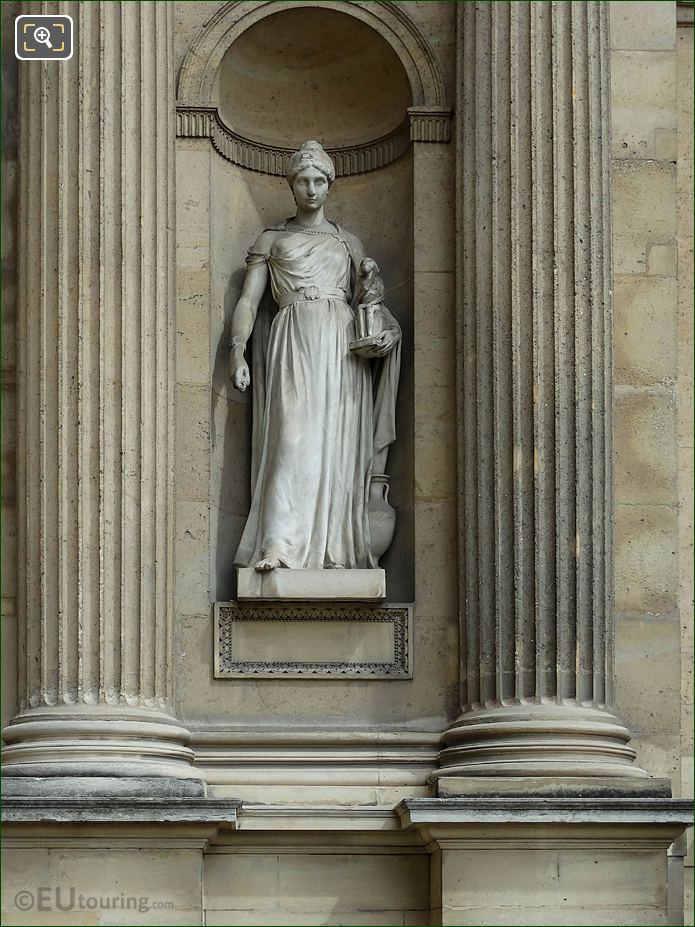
[262,219,291,233]
[250,226,283,254]
[332,223,365,262]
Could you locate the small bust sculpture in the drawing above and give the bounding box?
[352,257,385,346]
[228,140,401,573]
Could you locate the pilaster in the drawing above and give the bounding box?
[2,1,201,788]
[441,0,645,782]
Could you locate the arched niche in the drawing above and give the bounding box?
[178,0,447,111]
[215,8,412,150]
[175,2,452,703]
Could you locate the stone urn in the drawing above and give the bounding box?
[368,473,396,563]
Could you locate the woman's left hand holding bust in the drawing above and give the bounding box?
[365,327,400,358]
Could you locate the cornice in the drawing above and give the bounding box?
[176,105,450,176]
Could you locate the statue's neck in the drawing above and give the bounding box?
[292,206,326,228]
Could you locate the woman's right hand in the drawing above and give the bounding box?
[231,354,250,391]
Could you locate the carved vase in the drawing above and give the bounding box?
[368,473,396,563]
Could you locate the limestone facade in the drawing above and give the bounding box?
[1,2,692,925]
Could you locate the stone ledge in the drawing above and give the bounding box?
[396,797,695,827]
[236,567,386,602]
[1,775,240,826]
[1,791,241,825]
[677,0,693,27]
[2,775,206,799]
[433,776,673,799]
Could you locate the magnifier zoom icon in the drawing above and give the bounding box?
[34,26,52,49]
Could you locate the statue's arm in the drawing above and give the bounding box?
[379,303,401,334]
[340,229,365,308]
[229,232,273,391]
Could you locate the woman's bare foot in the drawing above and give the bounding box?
[254,555,281,572]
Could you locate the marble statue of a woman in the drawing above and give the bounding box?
[229,140,401,573]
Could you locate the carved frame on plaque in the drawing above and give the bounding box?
[214,603,412,679]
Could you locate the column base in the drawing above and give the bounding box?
[436,704,647,780]
[1,705,206,790]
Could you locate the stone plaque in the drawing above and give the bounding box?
[214,603,412,679]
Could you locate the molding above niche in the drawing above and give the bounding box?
[176,1,452,174]
[408,106,452,143]
[176,105,450,177]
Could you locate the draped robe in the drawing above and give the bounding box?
[234,222,400,570]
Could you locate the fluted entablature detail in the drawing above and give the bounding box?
[3,1,199,782]
[438,0,646,780]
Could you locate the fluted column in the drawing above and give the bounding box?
[2,1,201,784]
[438,1,645,780]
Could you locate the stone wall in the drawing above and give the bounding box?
[610,4,693,917]
[203,842,430,926]
[611,0,684,785]
[676,1,694,915]
[609,0,693,811]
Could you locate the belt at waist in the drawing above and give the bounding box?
[276,286,348,309]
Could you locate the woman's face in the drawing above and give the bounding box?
[291,166,329,212]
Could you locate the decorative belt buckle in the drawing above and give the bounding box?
[302,285,320,300]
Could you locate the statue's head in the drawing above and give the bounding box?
[286,141,335,213]
[360,257,380,278]
[287,140,335,187]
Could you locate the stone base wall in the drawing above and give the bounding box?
[2,813,687,927]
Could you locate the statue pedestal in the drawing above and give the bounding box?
[236,568,386,602]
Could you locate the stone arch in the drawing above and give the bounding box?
[177,0,447,109]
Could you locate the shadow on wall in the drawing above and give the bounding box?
[211,267,252,603]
